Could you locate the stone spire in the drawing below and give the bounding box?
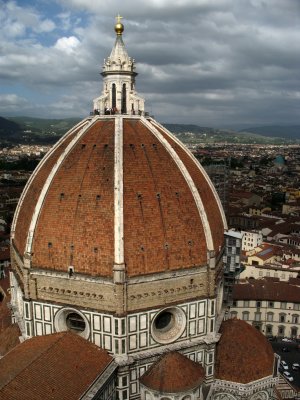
[93,16,145,116]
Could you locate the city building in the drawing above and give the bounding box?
[223,230,243,304]
[241,229,263,251]
[230,277,300,338]
[1,18,277,400]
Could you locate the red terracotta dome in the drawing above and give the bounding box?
[11,115,225,278]
[140,351,205,393]
[215,318,274,384]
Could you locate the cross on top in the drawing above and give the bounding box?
[116,14,123,24]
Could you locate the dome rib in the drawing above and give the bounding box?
[25,117,98,257]
[149,118,227,231]
[141,117,214,253]
[114,115,124,266]
[12,114,226,278]
[11,118,90,255]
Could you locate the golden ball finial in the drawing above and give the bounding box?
[115,14,124,36]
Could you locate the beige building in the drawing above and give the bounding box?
[230,278,300,338]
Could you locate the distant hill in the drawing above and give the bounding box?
[1,116,81,145]
[8,116,81,135]
[239,125,300,140]
[163,123,296,144]
[0,117,299,145]
[0,116,22,141]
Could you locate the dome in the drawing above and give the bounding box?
[140,351,205,393]
[11,116,226,278]
[215,318,274,384]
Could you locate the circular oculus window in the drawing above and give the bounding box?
[151,307,186,344]
[54,308,90,339]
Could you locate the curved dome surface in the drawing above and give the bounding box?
[140,351,205,393]
[215,318,274,384]
[12,115,226,278]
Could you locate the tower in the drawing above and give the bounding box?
[93,15,145,115]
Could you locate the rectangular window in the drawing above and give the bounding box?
[242,312,249,321]
[268,301,274,308]
[294,304,300,311]
[281,302,287,309]
[255,313,261,321]
[256,301,261,308]
[279,326,284,335]
[122,376,127,387]
[267,313,273,322]
[244,300,249,307]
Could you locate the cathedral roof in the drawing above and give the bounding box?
[12,116,226,278]
[0,331,113,400]
[140,351,205,393]
[215,318,274,384]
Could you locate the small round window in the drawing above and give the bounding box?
[66,312,86,333]
[151,307,186,344]
[54,308,90,339]
[154,311,174,332]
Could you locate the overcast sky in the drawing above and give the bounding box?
[0,0,299,128]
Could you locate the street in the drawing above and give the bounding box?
[271,339,300,389]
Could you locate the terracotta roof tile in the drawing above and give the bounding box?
[232,278,300,303]
[0,324,21,356]
[215,318,274,384]
[13,117,225,278]
[0,331,113,400]
[140,351,205,393]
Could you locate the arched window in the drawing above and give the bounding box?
[292,314,299,324]
[291,326,298,338]
[266,325,273,335]
[279,313,286,323]
[121,83,127,114]
[112,83,116,109]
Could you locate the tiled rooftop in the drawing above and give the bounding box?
[140,351,205,393]
[215,318,274,384]
[232,277,300,302]
[0,331,113,400]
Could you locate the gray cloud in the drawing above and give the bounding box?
[0,0,299,128]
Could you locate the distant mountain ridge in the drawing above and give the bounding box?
[239,125,300,140]
[0,116,22,140]
[0,116,299,145]
[0,116,81,144]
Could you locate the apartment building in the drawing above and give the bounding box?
[230,278,300,338]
